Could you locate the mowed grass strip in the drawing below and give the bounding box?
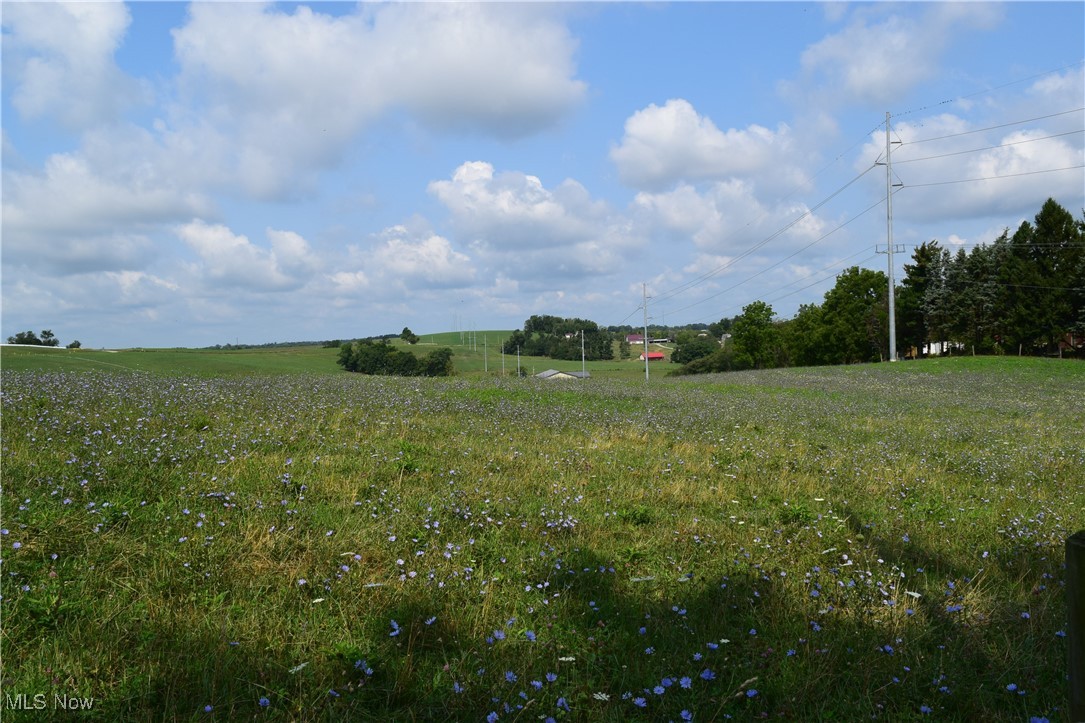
[1,357,1082,721]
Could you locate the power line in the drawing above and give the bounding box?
[891,60,1085,120]
[901,108,1084,145]
[903,164,1084,188]
[660,193,889,318]
[893,129,1084,165]
[652,164,879,306]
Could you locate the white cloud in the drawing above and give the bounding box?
[178,220,321,292]
[169,3,585,199]
[429,161,640,284]
[371,226,476,288]
[2,2,146,129]
[610,99,797,190]
[789,4,1004,108]
[2,152,210,274]
[430,161,612,249]
[867,111,1085,222]
[633,180,831,255]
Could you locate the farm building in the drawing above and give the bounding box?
[535,369,591,380]
[639,351,665,362]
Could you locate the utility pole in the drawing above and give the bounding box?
[580,329,586,375]
[879,111,904,362]
[643,283,650,381]
[516,346,521,378]
[484,335,488,373]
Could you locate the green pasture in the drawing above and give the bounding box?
[1,351,1082,721]
[0,334,669,379]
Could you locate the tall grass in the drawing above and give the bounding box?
[1,357,1081,720]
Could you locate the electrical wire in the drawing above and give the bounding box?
[901,108,1084,145]
[891,60,1085,120]
[893,129,1084,165]
[660,193,889,318]
[904,164,1084,188]
[651,164,879,306]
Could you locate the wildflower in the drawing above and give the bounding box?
[883,645,894,655]
[746,689,758,698]
[505,671,517,683]
[1006,684,1017,692]
[920,705,932,714]
[389,620,400,637]
[749,628,757,635]
[452,682,463,694]
[632,697,647,708]
[653,685,665,695]
[493,629,506,641]
[525,630,536,642]
[487,712,499,723]
[593,692,610,701]
[679,676,692,689]
[1020,612,1030,620]
[681,711,693,721]
[556,697,570,712]
[425,616,437,625]
[645,646,655,655]
[258,697,270,707]
[700,668,716,681]
[531,681,543,690]
[204,705,213,712]
[545,672,558,683]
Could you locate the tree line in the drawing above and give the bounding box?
[675,198,1083,374]
[502,315,616,361]
[337,339,454,377]
[6,329,81,349]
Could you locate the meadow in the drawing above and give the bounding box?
[1,348,1082,721]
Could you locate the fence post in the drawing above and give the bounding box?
[1069,531,1085,722]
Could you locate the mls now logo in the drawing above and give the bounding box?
[4,693,95,710]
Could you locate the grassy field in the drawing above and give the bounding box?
[1,350,1082,720]
[0,335,667,379]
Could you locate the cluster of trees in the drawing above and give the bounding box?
[502,315,615,361]
[337,339,453,377]
[675,198,1083,374]
[6,329,81,348]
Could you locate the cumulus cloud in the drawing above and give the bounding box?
[865,108,1085,222]
[2,152,210,274]
[788,4,1004,109]
[633,180,831,255]
[370,226,476,288]
[429,161,640,283]
[610,99,797,190]
[1,2,146,129]
[169,3,585,199]
[430,161,612,249]
[178,220,321,292]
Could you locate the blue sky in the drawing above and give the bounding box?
[2,1,1083,349]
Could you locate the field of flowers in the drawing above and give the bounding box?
[2,358,1082,721]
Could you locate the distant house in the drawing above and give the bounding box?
[626,334,644,344]
[639,352,665,362]
[535,369,591,380]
